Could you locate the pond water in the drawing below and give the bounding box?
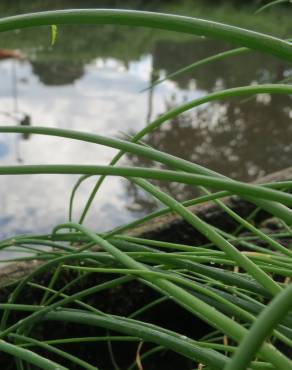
[0,1,291,239]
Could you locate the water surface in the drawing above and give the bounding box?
[0,1,291,239]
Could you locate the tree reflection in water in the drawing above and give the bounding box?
[124,37,292,214]
[125,93,292,214]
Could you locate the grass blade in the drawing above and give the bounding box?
[0,10,291,61]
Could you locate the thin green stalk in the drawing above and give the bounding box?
[104,190,228,237]
[198,187,292,257]
[63,263,292,347]
[225,283,292,370]
[27,282,105,315]
[233,207,261,236]
[0,252,129,332]
[129,297,168,318]
[42,309,229,370]
[1,85,292,224]
[142,47,249,92]
[214,228,279,255]
[21,336,139,347]
[9,334,97,370]
[131,178,282,295]
[0,10,291,61]
[1,165,292,209]
[72,84,292,223]
[255,0,291,14]
[44,272,92,305]
[113,235,198,252]
[0,339,67,370]
[0,238,74,253]
[0,305,229,369]
[52,223,289,368]
[0,275,132,339]
[69,174,92,222]
[106,329,120,370]
[40,263,63,305]
[142,37,292,91]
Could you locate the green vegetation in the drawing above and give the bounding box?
[0,0,292,64]
[0,6,291,370]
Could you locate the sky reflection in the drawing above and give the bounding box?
[0,54,202,239]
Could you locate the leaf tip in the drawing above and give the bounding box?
[51,24,58,46]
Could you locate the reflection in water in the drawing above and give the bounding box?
[126,93,292,213]
[146,67,160,124]
[0,55,187,238]
[124,39,292,214]
[153,39,291,90]
[31,61,84,86]
[0,6,291,239]
[0,58,32,161]
[20,114,32,141]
